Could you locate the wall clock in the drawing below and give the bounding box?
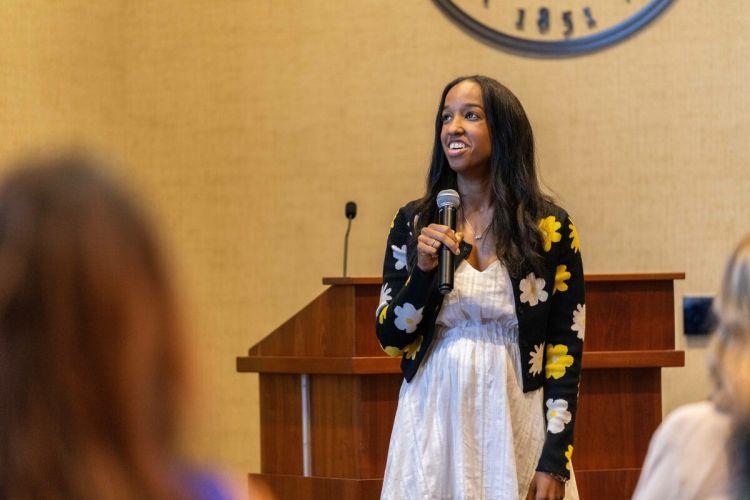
[433,0,674,56]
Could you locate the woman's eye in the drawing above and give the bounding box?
[466,111,479,120]
[441,114,452,123]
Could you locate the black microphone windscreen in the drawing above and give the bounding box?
[345,201,357,219]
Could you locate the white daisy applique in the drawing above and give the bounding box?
[394,303,423,334]
[519,272,548,306]
[529,343,545,376]
[546,398,572,434]
[376,283,392,318]
[392,244,407,270]
[572,304,586,340]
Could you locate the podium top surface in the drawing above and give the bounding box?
[323,273,685,286]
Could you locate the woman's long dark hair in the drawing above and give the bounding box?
[411,75,552,277]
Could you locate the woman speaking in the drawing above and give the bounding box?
[375,75,585,500]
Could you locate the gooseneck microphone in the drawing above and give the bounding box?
[436,190,460,294]
[343,201,357,277]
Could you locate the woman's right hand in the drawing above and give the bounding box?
[417,224,462,272]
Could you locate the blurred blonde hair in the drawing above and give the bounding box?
[709,234,750,419]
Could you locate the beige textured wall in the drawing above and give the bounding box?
[1,0,749,475]
[0,2,124,160]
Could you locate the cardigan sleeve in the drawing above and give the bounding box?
[375,206,436,358]
[536,213,585,479]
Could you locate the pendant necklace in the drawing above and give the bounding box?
[461,208,492,241]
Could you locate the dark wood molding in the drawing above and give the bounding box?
[323,273,685,286]
[238,350,684,374]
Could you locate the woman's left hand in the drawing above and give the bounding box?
[525,472,565,500]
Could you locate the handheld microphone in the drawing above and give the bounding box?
[436,190,460,294]
[343,201,357,277]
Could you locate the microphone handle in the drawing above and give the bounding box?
[438,206,456,294]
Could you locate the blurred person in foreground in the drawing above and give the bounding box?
[0,151,258,500]
[633,235,750,500]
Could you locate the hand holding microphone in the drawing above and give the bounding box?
[416,190,462,294]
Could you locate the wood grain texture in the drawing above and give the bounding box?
[249,286,355,358]
[356,375,402,478]
[245,275,682,496]
[575,368,661,470]
[585,279,676,351]
[309,375,360,477]
[237,356,401,374]
[574,468,642,500]
[248,276,684,364]
[259,374,303,475]
[250,474,382,500]
[355,284,382,356]
[322,273,685,286]
[582,350,684,369]
[237,351,683,374]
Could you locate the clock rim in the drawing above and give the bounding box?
[433,0,675,57]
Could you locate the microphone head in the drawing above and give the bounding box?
[436,189,460,210]
[345,201,357,219]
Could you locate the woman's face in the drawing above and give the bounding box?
[440,80,492,177]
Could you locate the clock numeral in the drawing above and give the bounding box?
[562,11,573,37]
[522,6,595,36]
[583,7,597,29]
[537,8,550,34]
[516,9,525,30]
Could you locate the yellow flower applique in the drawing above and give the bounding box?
[565,445,574,470]
[382,345,403,357]
[378,305,388,325]
[545,344,574,379]
[569,222,580,253]
[539,216,562,252]
[404,335,423,360]
[553,265,571,294]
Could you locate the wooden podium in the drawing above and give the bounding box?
[237,273,684,500]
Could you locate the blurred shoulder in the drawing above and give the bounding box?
[635,400,736,500]
[658,400,732,439]
[664,400,731,428]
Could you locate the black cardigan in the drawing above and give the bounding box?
[375,199,585,479]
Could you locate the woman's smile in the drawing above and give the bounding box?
[446,139,469,156]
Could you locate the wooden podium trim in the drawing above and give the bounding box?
[322,273,685,285]
[583,350,684,369]
[237,356,401,374]
[237,350,684,374]
[250,473,383,499]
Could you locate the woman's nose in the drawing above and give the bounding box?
[446,118,464,135]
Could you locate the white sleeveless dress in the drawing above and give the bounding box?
[381,260,578,500]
